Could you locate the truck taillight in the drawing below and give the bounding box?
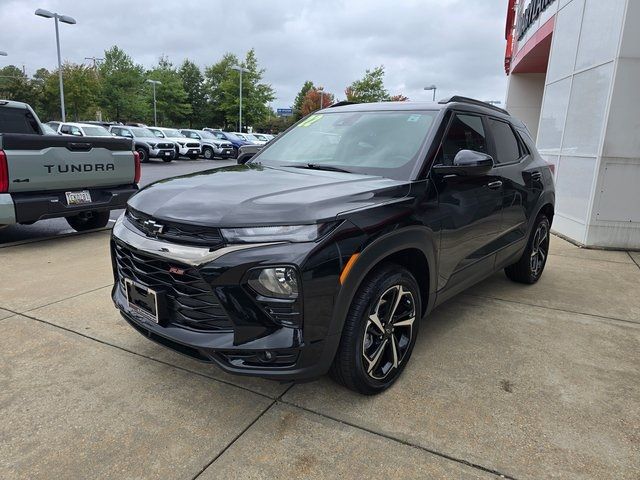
[0,150,8,193]
[133,151,141,184]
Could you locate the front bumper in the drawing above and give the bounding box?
[149,148,175,159]
[10,184,137,224]
[110,216,341,381]
[215,146,234,158]
[178,146,202,157]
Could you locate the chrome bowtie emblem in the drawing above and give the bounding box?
[142,219,164,236]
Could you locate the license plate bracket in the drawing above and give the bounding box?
[65,190,92,205]
[124,278,166,324]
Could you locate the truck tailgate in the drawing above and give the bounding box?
[1,133,135,193]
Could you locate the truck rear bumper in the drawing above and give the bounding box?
[0,194,16,225]
[10,184,138,224]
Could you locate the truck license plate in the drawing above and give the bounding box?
[65,190,92,205]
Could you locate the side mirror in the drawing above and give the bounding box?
[432,150,494,176]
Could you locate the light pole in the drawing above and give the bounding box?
[317,86,324,111]
[424,85,437,102]
[231,64,249,132]
[35,8,76,122]
[146,79,162,126]
[0,51,7,57]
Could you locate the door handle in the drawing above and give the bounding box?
[487,180,503,189]
[531,171,542,181]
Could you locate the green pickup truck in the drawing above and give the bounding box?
[0,100,139,231]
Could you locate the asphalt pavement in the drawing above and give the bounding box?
[0,158,235,245]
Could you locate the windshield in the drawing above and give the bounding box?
[253,110,437,180]
[253,134,268,141]
[131,127,155,137]
[245,134,261,141]
[150,129,164,137]
[199,131,216,139]
[162,128,184,137]
[82,126,111,136]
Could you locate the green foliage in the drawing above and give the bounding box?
[0,65,41,108]
[345,66,390,103]
[203,49,275,131]
[98,46,147,122]
[179,59,205,128]
[146,56,191,126]
[301,87,335,116]
[293,80,314,119]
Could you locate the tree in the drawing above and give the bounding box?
[389,94,409,102]
[345,66,390,103]
[179,59,205,128]
[300,87,335,116]
[145,56,191,126]
[204,49,275,131]
[99,46,147,122]
[42,63,99,121]
[293,80,314,119]
[0,65,40,108]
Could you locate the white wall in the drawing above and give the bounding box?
[534,0,637,248]
[505,73,546,139]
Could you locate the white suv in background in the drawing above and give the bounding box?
[148,127,201,160]
[57,122,112,137]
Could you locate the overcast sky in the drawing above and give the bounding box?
[0,0,508,107]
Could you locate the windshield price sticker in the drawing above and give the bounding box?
[298,114,323,128]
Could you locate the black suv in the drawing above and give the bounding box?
[110,97,555,394]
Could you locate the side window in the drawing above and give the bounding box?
[488,118,522,164]
[71,126,82,136]
[437,114,487,166]
[121,129,133,138]
[60,125,71,134]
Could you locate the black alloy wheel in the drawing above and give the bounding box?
[505,214,551,284]
[331,264,420,395]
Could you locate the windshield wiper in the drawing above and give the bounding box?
[288,163,353,174]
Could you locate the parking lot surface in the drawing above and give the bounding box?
[1,229,639,478]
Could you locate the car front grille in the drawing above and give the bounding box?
[157,142,174,149]
[113,240,233,332]
[126,209,225,248]
[186,142,199,148]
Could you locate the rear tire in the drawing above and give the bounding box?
[66,211,110,232]
[505,214,550,284]
[330,263,421,395]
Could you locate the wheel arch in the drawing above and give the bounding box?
[329,226,438,339]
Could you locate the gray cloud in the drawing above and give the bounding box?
[0,0,508,107]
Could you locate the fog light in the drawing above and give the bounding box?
[248,267,299,299]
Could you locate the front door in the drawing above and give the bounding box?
[433,113,504,293]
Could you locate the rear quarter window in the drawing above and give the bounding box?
[0,106,41,134]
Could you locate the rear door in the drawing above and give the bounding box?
[486,117,530,261]
[433,112,504,292]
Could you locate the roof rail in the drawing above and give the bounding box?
[438,96,509,115]
[327,101,357,108]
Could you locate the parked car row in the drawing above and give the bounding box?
[44,121,275,163]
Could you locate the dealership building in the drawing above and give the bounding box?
[504,0,639,249]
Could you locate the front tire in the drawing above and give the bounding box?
[505,214,550,284]
[330,263,421,395]
[202,147,214,160]
[136,147,149,163]
[66,211,110,232]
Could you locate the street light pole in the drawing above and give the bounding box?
[146,79,162,126]
[424,85,437,102]
[318,86,324,111]
[35,8,76,122]
[231,65,250,132]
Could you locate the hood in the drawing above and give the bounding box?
[128,164,410,227]
[136,136,168,144]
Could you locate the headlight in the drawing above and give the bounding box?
[221,223,336,243]
[248,267,299,298]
